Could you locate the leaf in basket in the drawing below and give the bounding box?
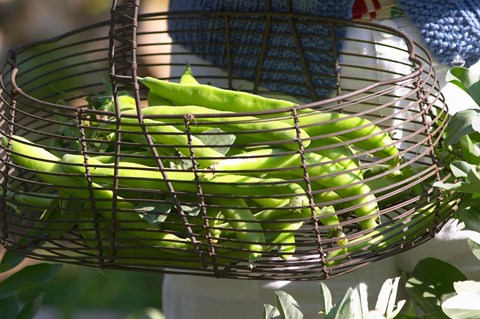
[444,109,480,146]
[446,66,480,106]
[38,195,80,238]
[196,128,236,155]
[179,204,201,217]
[136,202,172,227]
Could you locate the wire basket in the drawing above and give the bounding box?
[0,1,460,280]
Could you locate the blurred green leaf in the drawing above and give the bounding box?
[326,288,354,319]
[16,295,44,319]
[446,67,480,106]
[275,291,303,319]
[443,109,480,146]
[405,258,467,315]
[0,263,62,300]
[126,307,165,319]
[15,281,47,304]
[0,251,25,273]
[459,135,480,165]
[319,282,333,315]
[443,280,480,318]
[0,296,19,319]
[263,304,281,319]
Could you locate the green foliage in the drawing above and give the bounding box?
[0,251,62,319]
[263,277,406,319]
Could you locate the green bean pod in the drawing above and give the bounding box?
[60,154,309,210]
[2,135,194,250]
[103,117,225,167]
[266,151,379,230]
[121,105,311,150]
[307,136,362,178]
[294,111,401,167]
[138,76,295,113]
[213,197,265,262]
[179,64,200,85]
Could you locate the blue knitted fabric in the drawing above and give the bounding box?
[398,0,480,67]
[168,0,355,100]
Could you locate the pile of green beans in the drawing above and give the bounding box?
[3,66,414,268]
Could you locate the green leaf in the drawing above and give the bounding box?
[0,296,19,319]
[375,277,405,318]
[16,295,44,319]
[274,291,303,319]
[263,304,281,319]
[326,288,354,319]
[454,281,480,294]
[136,202,172,227]
[444,109,480,146]
[405,258,467,315]
[446,66,480,106]
[0,251,25,273]
[350,283,368,319]
[435,161,480,193]
[442,291,480,319]
[467,236,480,261]
[196,128,236,155]
[39,196,80,238]
[0,263,62,300]
[456,203,480,233]
[319,282,333,315]
[423,311,451,319]
[459,135,480,165]
[15,281,47,304]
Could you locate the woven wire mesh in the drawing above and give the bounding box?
[0,3,459,280]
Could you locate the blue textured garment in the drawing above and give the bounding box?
[168,0,480,98]
[398,0,480,67]
[168,0,355,100]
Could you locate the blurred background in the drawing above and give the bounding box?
[0,1,169,318]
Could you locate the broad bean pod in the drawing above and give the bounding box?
[121,105,311,150]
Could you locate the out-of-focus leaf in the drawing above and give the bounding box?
[442,291,480,319]
[15,281,47,304]
[126,307,165,319]
[405,258,467,314]
[319,282,333,315]
[16,295,44,319]
[275,291,303,319]
[326,288,354,319]
[446,67,480,106]
[0,251,25,273]
[456,202,480,233]
[351,283,368,319]
[263,304,281,319]
[375,277,405,318]
[0,296,19,319]
[444,109,480,146]
[0,263,62,300]
[459,135,480,165]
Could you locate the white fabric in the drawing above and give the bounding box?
[161,17,480,319]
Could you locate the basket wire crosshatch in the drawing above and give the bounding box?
[0,0,460,280]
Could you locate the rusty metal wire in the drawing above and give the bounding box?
[0,1,460,280]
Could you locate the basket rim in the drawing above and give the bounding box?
[2,10,428,113]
